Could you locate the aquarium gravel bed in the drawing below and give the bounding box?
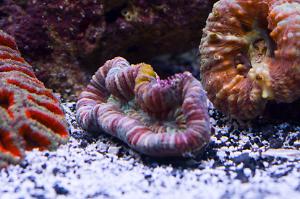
[0,102,300,199]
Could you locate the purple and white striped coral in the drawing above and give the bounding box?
[76,57,211,157]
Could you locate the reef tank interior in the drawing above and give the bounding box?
[0,0,300,198]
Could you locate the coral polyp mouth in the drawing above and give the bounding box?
[77,57,211,157]
[246,26,276,100]
[248,21,276,56]
[233,22,277,100]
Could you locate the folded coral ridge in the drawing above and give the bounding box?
[76,57,211,157]
[200,0,300,120]
[0,30,68,168]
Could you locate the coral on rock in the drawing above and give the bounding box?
[0,30,69,167]
[0,0,217,98]
[200,0,300,120]
[76,57,211,157]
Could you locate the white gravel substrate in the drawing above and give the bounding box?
[0,102,300,199]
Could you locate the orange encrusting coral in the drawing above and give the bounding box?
[0,30,68,168]
[200,0,300,120]
[77,57,211,157]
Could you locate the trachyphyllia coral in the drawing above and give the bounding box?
[0,30,68,168]
[200,0,300,120]
[76,57,211,157]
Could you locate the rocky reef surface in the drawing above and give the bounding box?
[0,101,299,198]
[0,0,216,99]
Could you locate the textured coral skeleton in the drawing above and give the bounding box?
[200,0,300,120]
[0,30,69,168]
[76,57,211,157]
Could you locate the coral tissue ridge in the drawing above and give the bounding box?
[0,30,68,168]
[200,0,300,120]
[77,57,211,157]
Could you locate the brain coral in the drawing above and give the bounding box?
[76,57,211,157]
[200,0,300,120]
[0,30,68,168]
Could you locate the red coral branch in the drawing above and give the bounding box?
[200,0,300,120]
[77,57,211,157]
[0,30,69,168]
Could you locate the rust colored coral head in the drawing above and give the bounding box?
[199,0,300,120]
[76,57,211,157]
[0,30,69,167]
